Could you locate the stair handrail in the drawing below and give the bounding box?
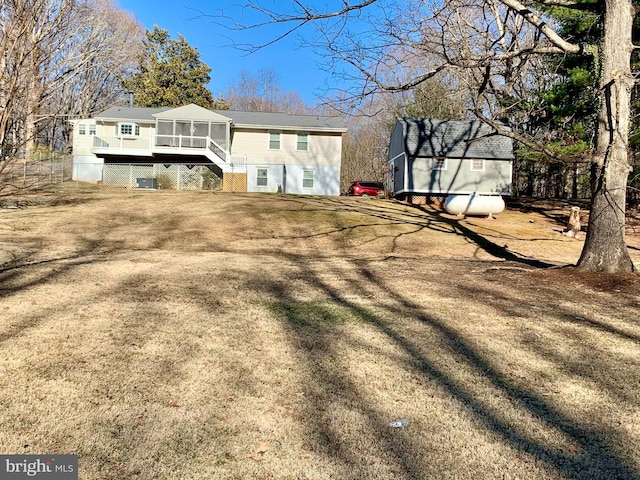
[207,137,231,163]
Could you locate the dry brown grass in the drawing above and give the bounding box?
[1,185,640,479]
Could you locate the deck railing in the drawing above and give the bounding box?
[155,135,209,149]
[207,138,228,162]
[230,155,247,169]
[91,134,232,166]
[93,136,151,150]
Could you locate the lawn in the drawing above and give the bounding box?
[1,186,639,479]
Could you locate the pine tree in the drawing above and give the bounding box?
[123,26,227,109]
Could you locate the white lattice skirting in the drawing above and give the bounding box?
[103,164,221,191]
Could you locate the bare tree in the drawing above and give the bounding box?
[338,98,393,192]
[224,68,310,113]
[216,0,637,273]
[336,75,468,193]
[42,0,143,152]
[0,0,143,183]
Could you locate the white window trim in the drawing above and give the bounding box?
[302,169,314,189]
[89,124,96,135]
[296,132,309,151]
[78,124,86,135]
[433,158,447,170]
[117,122,140,137]
[470,159,485,171]
[256,167,269,187]
[268,131,281,150]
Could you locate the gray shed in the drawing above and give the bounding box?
[388,118,514,200]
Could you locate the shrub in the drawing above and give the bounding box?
[202,169,222,190]
[155,173,174,190]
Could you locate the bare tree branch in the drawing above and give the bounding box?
[498,0,583,53]
[535,0,603,12]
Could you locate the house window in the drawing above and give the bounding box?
[471,159,485,171]
[269,132,281,149]
[257,168,268,187]
[302,170,314,189]
[117,123,140,136]
[433,158,447,170]
[89,124,96,135]
[297,133,308,151]
[78,124,86,135]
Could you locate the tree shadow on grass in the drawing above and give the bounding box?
[0,241,122,344]
[276,196,559,269]
[0,255,238,479]
[451,275,640,405]
[254,251,639,479]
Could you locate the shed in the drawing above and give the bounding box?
[388,118,514,201]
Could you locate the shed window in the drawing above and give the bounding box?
[257,168,268,187]
[471,159,485,171]
[433,158,447,170]
[302,170,314,189]
[269,132,281,150]
[297,133,308,151]
[78,124,86,135]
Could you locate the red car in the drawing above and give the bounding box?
[347,181,385,197]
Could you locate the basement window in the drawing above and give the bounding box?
[302,170,314,189]
[257,168,268,187]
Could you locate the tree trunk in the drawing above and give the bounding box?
[576,0,636,272]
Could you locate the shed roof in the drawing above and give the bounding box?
[399,118,513,160]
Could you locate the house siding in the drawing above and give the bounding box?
[230,129,342,167]
[232,128,342,195]
[72,155,104,182]
[72,119,96,156]
[246,164,340,195]
[94,120,155,146]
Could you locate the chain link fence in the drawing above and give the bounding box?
[0,154,73,191]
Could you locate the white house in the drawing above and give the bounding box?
[71,104,347,195]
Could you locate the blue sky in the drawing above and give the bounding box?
[116,0,334,106]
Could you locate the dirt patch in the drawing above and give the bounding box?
[0,186,639,480]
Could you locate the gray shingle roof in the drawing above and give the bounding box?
[95,106,170,122]
[400,118,513,160]
[214,110,346,132]
[93,104,346,132]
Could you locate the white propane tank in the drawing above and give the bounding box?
[444,193,505,216]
